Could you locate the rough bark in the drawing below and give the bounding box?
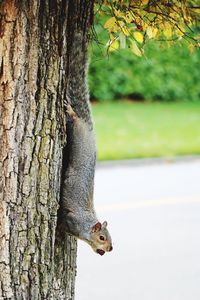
[0,0,94,299]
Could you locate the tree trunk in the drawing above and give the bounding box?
[0,0,94,299]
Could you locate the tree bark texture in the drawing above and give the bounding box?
[0,0,94,299]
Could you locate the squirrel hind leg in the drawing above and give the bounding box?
[64,101,77,121]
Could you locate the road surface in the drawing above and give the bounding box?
[76,159,200,300]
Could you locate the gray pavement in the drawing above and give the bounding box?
[76,159,200,300]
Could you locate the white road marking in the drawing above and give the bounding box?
[97,196,200,212]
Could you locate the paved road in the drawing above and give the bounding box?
[76,159,200,300]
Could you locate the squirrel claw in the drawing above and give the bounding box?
[64,102,77,121]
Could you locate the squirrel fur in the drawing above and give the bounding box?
[59,32,113,256]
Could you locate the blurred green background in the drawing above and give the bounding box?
[89,23,200,161]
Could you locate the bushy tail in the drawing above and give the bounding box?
[67,32,92,128]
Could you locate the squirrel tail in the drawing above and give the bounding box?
[67,32,92,127]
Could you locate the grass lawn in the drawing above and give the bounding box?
[92,101,200,161]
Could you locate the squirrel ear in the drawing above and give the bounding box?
[92,222,102,232]
[102,221,108,228]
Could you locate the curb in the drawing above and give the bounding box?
[96,155,200,169]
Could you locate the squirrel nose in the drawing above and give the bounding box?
[109,246,113,252]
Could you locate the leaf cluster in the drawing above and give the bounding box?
[95,0,200,55]
[89,24,200,102]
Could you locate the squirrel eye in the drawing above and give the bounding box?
[100,235,105,241]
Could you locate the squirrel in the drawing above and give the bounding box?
[58,32,113,256]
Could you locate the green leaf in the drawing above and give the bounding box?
[130,41,142,57]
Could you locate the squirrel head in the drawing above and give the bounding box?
[90,221,113,256]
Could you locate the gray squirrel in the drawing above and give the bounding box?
[59,32,113,256]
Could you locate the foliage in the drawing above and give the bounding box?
[89,1,200,101]
[89,24,200,101]
[92,101,200,160]
[95,0,200,56]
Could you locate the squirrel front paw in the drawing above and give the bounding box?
[64,102,77,121]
